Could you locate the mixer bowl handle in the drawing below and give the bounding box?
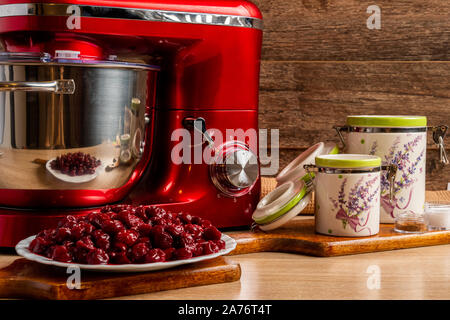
[0,79,75,94]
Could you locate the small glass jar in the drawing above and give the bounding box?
[424,202,450,231]
[394,211,427,233]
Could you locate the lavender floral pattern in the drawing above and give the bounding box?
[368,135,425,218]
[329,175,380,233]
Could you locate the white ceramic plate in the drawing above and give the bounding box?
[46,158,104,184]
[15,234,237,273]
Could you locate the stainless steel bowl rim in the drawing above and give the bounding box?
[0,52,160,71]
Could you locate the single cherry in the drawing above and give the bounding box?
[86,248,109,265]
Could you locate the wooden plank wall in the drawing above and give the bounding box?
[254,0,450,190]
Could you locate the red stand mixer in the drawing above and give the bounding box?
[0,0,263,246]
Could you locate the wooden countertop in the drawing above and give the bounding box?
[120,245,450,300]
[1,238,449,300]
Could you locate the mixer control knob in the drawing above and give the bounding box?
[223,149,259,188]
[210,141,259,197]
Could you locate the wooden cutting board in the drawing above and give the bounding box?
[226,218,450,257]
[0,257,240,300]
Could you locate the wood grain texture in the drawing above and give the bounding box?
[228,218,450,257]
[119,247,450,300]
[253,0,450,61]
[257,61,450,188]
[259,61,450,149]
[255,0,450,188]
[0,257,240,300]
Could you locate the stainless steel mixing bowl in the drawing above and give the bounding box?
[0,52,158,207]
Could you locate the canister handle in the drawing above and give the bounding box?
[0,80,75,94]
[381,164,398,202]
[303,164,318,192]
[430,125,449,165]
[333,125,349,150]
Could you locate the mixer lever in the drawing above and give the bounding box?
[182,117,216,149]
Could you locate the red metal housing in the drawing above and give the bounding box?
[0,0,262,246]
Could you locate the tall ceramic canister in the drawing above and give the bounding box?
[335,116,448,223]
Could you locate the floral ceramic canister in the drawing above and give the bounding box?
[336,116,430,223]
[307,154,385,237]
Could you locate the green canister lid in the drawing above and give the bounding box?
[315,154,381,169]
[346,115,427,127]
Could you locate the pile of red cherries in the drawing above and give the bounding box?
[50,152,101,176]
[29,205,224,265]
